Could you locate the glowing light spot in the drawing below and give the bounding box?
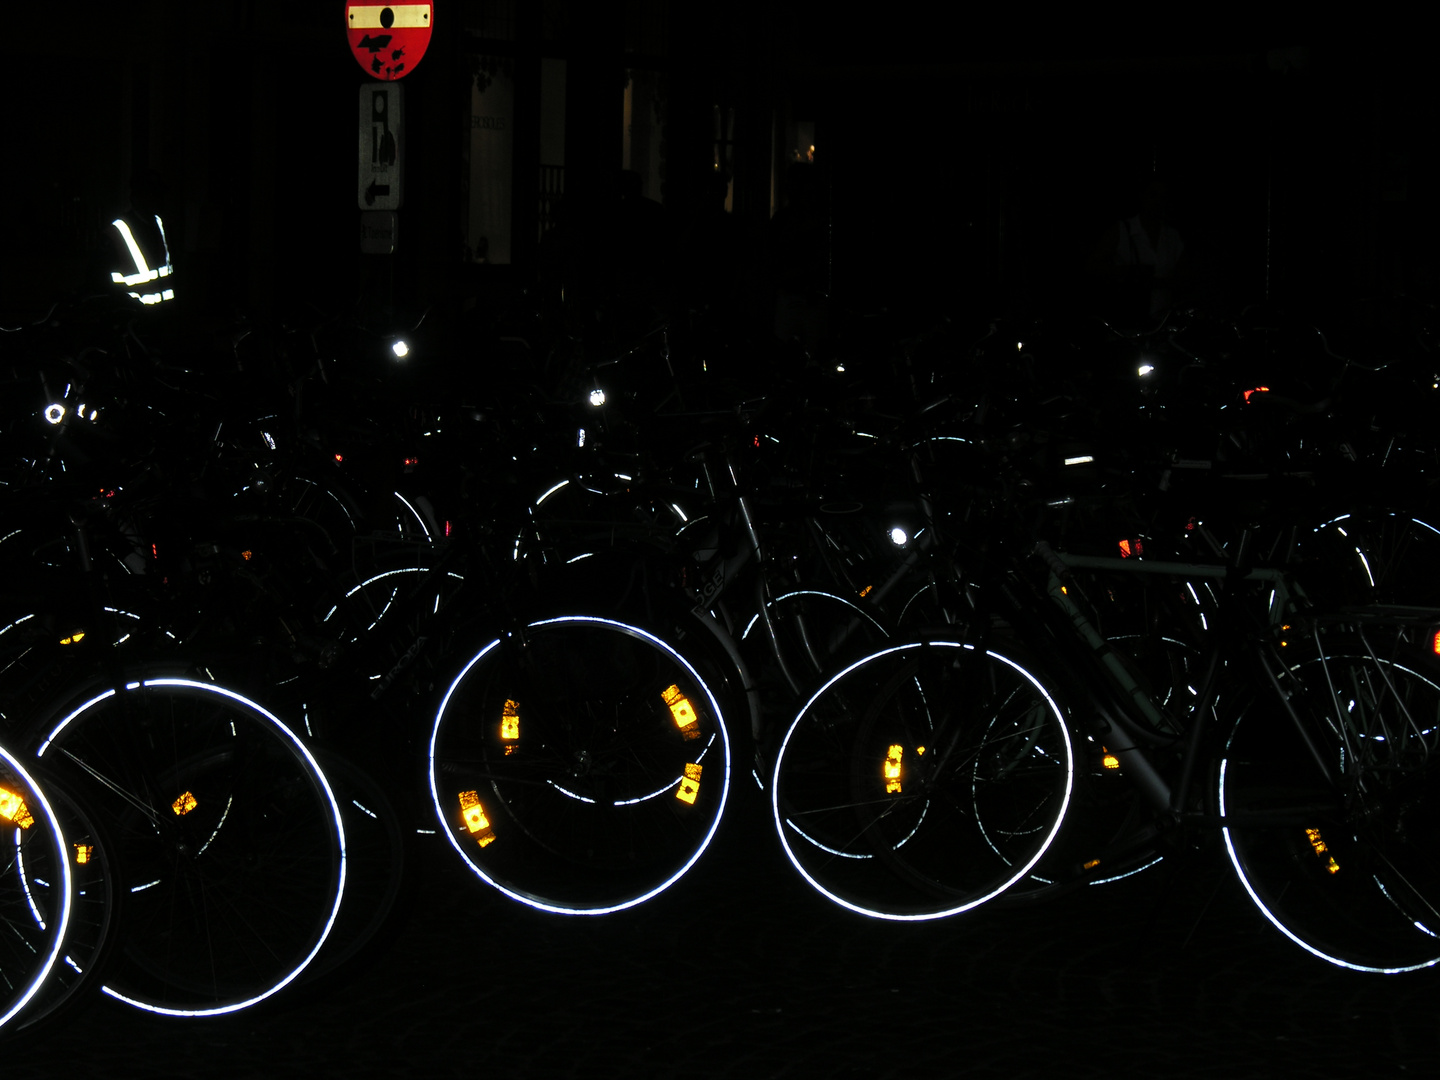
[1064,455,1095,465]
[1137,364,1154,377]
[501,699,520,742]
[241,550,253,561]
[1243,386,1270,403]
[859,585,873,598]
[0,787,35,828]
[663,685,701,740]
[171,791,198,816]
[458,790,496,846]
[676,763,702,804]
[75,844,94,864]
[884,745,904,794]
[334,453,344,464]
[589,388,606,407]
[1102,750,1121,770]
[1432,630,1440,656]
[45,404,65,424]
[392,340,410,358]
[889,527,908,546]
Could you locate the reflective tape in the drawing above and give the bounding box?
[112,217,175,302]
[348,4,431,29]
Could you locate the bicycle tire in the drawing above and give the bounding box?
[7,765,120,1033]
[770,638,1074,920]
[0,741,72,1034]
[297,748,414,986]
[428,615,730,914]
[1219,635,1440,972]
[739,588,890,691]
[1305,511,1440,608]
[27,674,346,1015]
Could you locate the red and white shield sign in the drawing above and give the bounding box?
[346,3,433,81]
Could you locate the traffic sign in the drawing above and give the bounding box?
[359,82,403,210]
[346,3,433,81]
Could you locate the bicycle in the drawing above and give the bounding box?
[769,449,1440,972]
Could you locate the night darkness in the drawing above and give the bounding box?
[5,5,1440,1078]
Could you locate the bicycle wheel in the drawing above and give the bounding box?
[7,767,119,1033]
[298,748,413,986]
[0,742,71,1033]
[428,615,730,914]
[28,675,346,1014]
[740,589,890,690]
[771,639,1074,920]
[1220,635,1440,972]
[1306,511,1440,608]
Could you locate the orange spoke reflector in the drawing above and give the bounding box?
[0,787,35,828]
[1102,749,1121,770]
[663,685,701,740]
[676,763,702,804]
[1306,827,1339,871]
[1083,858,1102,870]
[501,699,520,742]
[458,790,496,847]
[59,631,86,645]
[172,792,198,816]
[1432,629,1440,655]
[75,844,94,864]
[884,745,903,794]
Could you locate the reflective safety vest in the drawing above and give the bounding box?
[111,215,175,305]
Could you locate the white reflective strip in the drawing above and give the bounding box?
[348,4,431,29]
[112,219,157,286]
[153,215,172,264]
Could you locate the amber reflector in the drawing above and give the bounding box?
[0,787,35,829]
[676,763,702,804]
[458,790,496,847]
[884,745,903,794]
[663,685,701,740]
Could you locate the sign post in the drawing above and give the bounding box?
[348,4,432,255]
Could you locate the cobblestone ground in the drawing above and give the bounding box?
[5,790,1438,1079]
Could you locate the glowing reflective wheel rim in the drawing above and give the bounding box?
[429,616,731,915]
[771,640,1074,921]
[34,677,346,1015]
[0,743,72,1032]
[1220,640,1440,973]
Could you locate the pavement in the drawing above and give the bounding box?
[4,781,1438,1080]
